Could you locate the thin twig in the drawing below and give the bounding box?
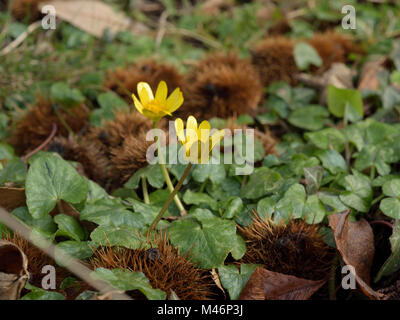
[370,220,393,229]
[0,206,132,300]
[0,20,42,56]
[155,11,169,52]
[165,24,222,49]
[22,123,57,163]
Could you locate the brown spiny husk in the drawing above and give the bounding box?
[46,135,115,187]
[238,214,333,281]
[11,0,41,21]
[307,31,363,70]
[179,53,262,120]
[1,233,70,295]
[8,96,90,155]
[104,59,184,103]
[90,233,215,300]
[251,37,298,87]
[225,117,278,156]
[81,111,167,189]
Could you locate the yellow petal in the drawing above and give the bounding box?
[174,118,186,143]
[166,87,184,113]
[186,116,198,145]
[187,116,197,132]
[132,94,144,113]
[198,120,211,144]
[155,81,168,104]
[209,129,225,151]
[137,82,154,104]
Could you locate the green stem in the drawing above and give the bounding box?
[370,166,376,180]
[199,180,207,193]
[53,106,74,136]
[148,163,192,233]
[371,194,385,206]
[153,121,186,216]
[142,176,150,204]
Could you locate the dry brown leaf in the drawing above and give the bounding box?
[0,240,29,300]
[358,57,387,91]
[39,0,148,38]
[201,0,233,15]
[296,63,354,104]
[211,268,226,298]
[0,187,26,212]
[329,212,383,300]
[238,268,326,300]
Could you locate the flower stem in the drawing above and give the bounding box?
[141,176,150,204]
[153,121,186,216]
[148,163,192,233]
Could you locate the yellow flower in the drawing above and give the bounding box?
[175,116,225,164]
[132,81,184,121]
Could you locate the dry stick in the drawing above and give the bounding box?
[0,20,42,56]
[0,207,132,300]
[155,11,169,51]
[22,123,58,163]
[148,163,192,233]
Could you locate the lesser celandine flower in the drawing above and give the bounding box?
[175,116,225,164]
[132,81,184,122]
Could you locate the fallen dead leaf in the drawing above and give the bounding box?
[39,0,148,38]
[238,267,325,300]
[0,240,29,300]
[296,63,355,104]
[329,211,383,299]
[0,187,26,212]
[211,268,226,298]
[358,57,387,91]
[201,0,234,15]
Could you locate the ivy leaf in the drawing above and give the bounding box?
[22,284,65,300]
[382,179,400,198]
[218,264,258,300]
[50,82,84,107]
[275,183,306,222]
[80,198,146,229]
[26,154,89,219]
[288,105,329,131]
[223,197,243,219]
[240,167,283,200]
[183,190,218,211]
[327,85,363,119]
[303,166,324,194]
[12,206,57,238]
[192,164,226,184]
[55,241,95,264]
[168,209,239,268]
[90,225,147,249]
[0,143,15,161]
[54,214,86,241]
[92,268,166,300]
[375,220,400,282]
[305,128,346,152]
[124,165,164,189]
[90,92,128,126]
[380,198,400,219]
[256,197,276,219]
[294,42,322,70]
[317,149,347,175]
[0,158,27,186]
[303,195,327,224]
[339,172,372,213]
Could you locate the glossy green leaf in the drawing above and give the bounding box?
[26,154,88,219]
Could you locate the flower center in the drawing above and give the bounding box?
[145,100,165,115]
